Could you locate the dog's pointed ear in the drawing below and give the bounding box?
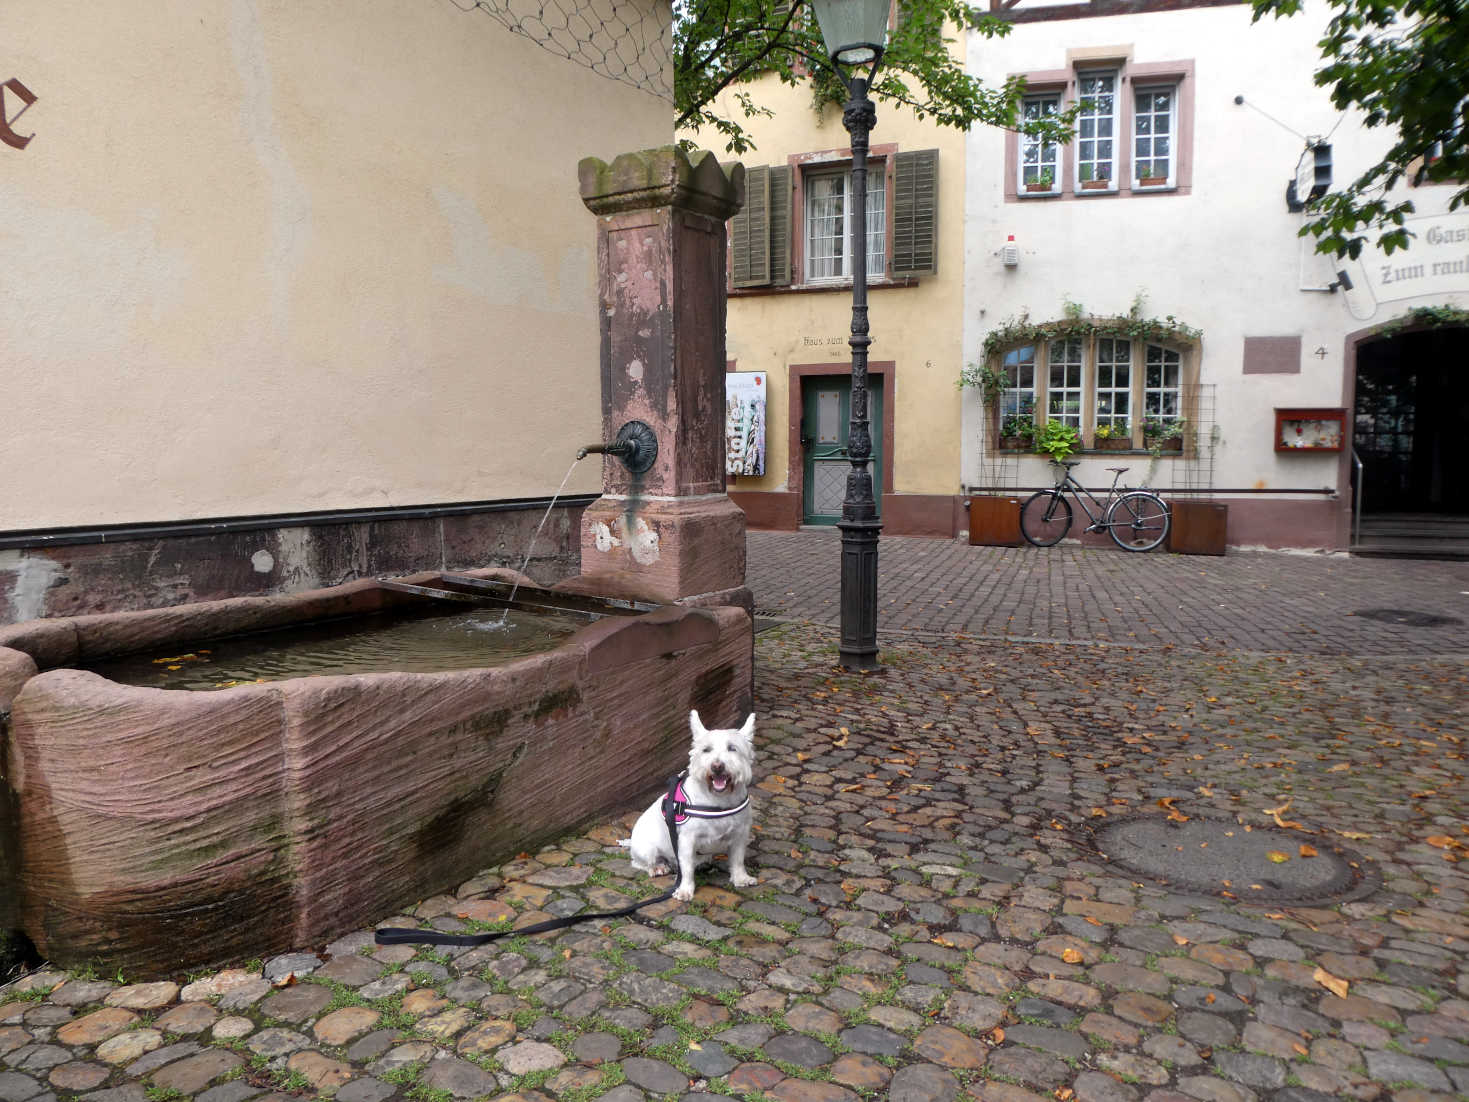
[739,713,755,740]
[690,710,707,738]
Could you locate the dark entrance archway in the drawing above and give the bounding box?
[1353,326,1469,516]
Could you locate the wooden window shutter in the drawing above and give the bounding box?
[768,164,792,287]
[731,164,771,287]
[892,148,938,277]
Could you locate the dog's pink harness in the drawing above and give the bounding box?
[664,771,750,825]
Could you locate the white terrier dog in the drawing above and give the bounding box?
[624,710,758,902]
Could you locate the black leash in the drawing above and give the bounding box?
[374,772,743,948]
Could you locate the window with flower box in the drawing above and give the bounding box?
[987,331,1196,450]
[1007,56,1193,201]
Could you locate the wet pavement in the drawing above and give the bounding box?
[2,534,1467,1102]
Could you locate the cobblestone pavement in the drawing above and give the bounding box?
[2,542,1467,1102]
[746,529,1469,654]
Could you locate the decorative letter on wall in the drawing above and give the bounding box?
[1,79,37,150]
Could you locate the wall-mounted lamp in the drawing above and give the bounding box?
[1332,269,1353,292]
[1286,142,1333,212]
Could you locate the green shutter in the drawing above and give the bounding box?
[892,148,938,277]
[769,164,792,287]
[731,164,770,287]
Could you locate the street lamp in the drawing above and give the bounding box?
[809,0,888,671]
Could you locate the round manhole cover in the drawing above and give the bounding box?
[1353,608,1462,627]
[1093,815,1378,904]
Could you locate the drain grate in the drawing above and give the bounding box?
[1353,608,1462,627]
[1092,814,1378,905]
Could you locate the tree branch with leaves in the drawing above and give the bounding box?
[1252,0,1469,258]
[674,0,1076,155]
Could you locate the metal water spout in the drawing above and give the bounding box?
[577,419,659,475]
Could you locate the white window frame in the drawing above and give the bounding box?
[1075,70,1118,193]
[988,336,1193,451]
[1000,345,1038,426]
[1095,338,1132,432]
[1144,345,1183,427]
[804,166,887,284]
[1019,94,1062,196]
[1133,84,1178,189]
[1047,337,1085,427]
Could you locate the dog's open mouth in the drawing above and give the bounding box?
[709,765,731,792]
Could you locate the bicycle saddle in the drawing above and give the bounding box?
[1106,466,1130,474]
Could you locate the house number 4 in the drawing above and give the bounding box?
[1,79,37,150]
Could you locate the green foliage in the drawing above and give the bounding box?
[1144,417,1189,457]
[957,361,1008,407]
[1093,422,1130,440]
[1000,413,1036,439]
[1252,0,1469,257]
[1376,303,1469,337]
[1036,421,1080,462]
[675,0,1079,154]
[980,308,1202,362]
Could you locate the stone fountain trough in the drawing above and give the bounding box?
[0,569,751,976]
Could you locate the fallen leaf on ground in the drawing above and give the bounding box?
[1299,844,1319,858]
[1313,966,1349,999]
[1267,851,1290,864]
[1061,948,1084,963]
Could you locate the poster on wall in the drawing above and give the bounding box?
[725,371,766,476]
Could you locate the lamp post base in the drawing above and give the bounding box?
[837,516,882,670]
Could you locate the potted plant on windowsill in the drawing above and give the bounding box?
[1145,417,1187,455]
[999,413,1037,451]
[1024,169,1055,194]
[1036,420,1081,463]
[1136,165,1168,188]
[1092,423,1132,451]
[1080,165,1110,191]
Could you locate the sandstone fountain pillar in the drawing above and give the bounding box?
[577,148,748,605]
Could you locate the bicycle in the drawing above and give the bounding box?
[1020,461,1171,551]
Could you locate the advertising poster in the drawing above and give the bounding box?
[725,371,766,476]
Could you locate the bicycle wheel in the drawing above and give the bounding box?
[1106,492,1170,551]
[1020,491,1073,547]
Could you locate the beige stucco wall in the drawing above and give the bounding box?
[694,62,968,503]
[1,0,671,530]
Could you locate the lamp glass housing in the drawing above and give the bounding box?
[808,0,889,65]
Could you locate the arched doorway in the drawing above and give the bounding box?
[1352,324,1469,549]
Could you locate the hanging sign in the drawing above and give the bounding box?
[725,371,766,477]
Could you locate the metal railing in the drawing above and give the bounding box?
[1351,448,1364,547]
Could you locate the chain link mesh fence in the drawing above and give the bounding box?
[445,0,673,102]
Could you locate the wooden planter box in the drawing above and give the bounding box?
[1081,180,1110,191]
[1147,436,1184,453]
[998,436,1034,451]
[968,496,1022,547]
[1137,176,1167,188]
[1024,183,1054,194]
[1167,501,1228,556]
[1092,438,1132,451]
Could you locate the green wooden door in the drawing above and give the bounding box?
[801,377,883,525]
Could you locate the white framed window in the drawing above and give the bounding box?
[1076,71,1117,191]
[1095,338,1132,431]
[1144,345,1182,424]
[805,167,887,283]
[987,335,1194,450]
[1019,94,1061,194]
[1000,344,1037,426]
[1047,337,1085,427]
[1134,86,1176,187]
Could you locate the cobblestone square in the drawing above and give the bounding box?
[2,535,1466,1101]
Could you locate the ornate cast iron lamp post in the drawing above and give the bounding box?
[809,0,888,671]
